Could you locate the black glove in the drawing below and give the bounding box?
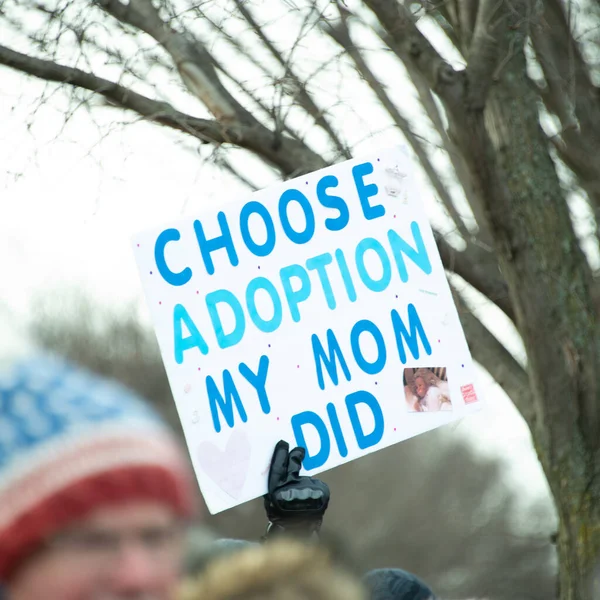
[263,440,330,539]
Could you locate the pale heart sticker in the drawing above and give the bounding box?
[197,431,252,499]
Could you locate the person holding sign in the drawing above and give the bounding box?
[261,443,439,600]
[184,441,440,600]
[263,440,330,539]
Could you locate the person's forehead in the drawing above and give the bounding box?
[70,502,178,531]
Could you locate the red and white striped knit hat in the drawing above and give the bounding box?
[0,330,197,582]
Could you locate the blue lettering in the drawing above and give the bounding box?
[278,189,316,244]
[391,303,432,363]
[280,264,312,322]
[350,320,387,375]
[387,222,432,282]
[245,277,282,333]
[173,304,208,364]
[346,390,384,450]
[355,238,392,292]
[306,253,336,310]
[238,355,271,415]
[334,249,357,302]
[239,201,276,257]
[193,212,239,275]
[353,162,384,220]
[326,402,348,458]
[205,290,245,349]
[316,175,349,231]
[291,410,330,470]
[311,329,351,390]
[206,371,247,433]
[154,228,191,286]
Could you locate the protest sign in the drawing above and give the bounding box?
[133,147,483,514]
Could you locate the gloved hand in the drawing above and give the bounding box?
[263,440,330,539]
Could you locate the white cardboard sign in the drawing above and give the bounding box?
[133,147,483,514]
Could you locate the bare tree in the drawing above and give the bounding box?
[4,1,600,597]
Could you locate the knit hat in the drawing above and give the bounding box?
[0,338,198,581]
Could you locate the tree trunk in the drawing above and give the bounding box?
[555,480,600,600]
[550,455,600,599]
[480,28,600,600]
[442,5,600,597]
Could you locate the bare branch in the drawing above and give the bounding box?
[200,13,308,145]
[456,0,479,49]
[324,11,469,238]
[537,0,599,129]
[364,0,492,242]
[435,233,513,320]
[532,0,600,215]
[232,0,350,158]
[0,43,216,139]
[92,0,335,174]
[451,283,533,426]
[96,0,240,121]
[531,28,577,131]
[217,157,260,191]
[376,27,450,139]
[0,43,326,176]
[550,134,600,232]
[217,67,304,144]
[363,0,463,109]
[412,1,462,50]
[466,0,509,107]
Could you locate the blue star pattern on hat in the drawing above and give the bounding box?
[0,354,162,469]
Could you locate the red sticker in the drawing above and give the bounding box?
[461,383,478,404]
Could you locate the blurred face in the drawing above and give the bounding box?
[8,502,185,600]
[415,377,428,398]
